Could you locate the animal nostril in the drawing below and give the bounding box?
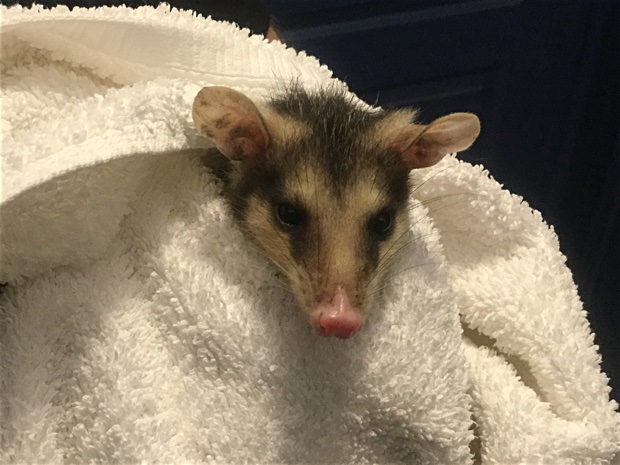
[318,313,361,339]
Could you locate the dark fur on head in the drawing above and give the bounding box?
[231,85,411,226]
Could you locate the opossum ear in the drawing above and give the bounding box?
[392,113,480,170]
[192,87,269,160]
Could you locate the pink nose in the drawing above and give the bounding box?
[310,286,362,339]
[317,312,362,339]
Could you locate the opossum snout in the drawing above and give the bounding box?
[309,285,362,339]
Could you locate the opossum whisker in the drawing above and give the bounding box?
[209,241,296,287]
[265,238,307,283]
[408,192,482,211]
[408,197,483,220]
[368,226,427,288]
[369,223,471,288]
[410,162,465,195]
[371,227,471,289]
[466,155,491,163]
[369,219,415,284]
[393,226,471,265]
[221,256,291,286]
[370,194,466,286]
[365,262,435,299]
[367,231,442,288]
[265,221,312,282]
[219,225,293,275]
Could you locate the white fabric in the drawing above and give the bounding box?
[1,5,618,464]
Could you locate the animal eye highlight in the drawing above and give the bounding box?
[276,202,306,227]
[369,209,394,238]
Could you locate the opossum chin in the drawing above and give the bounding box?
[306,285,363,339]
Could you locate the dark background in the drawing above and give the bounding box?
[268,0,620,405]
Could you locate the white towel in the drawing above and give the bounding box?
[1,5,618,464]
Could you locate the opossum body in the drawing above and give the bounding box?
[192,85,480,339]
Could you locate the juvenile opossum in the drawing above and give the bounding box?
[192,85,480,339]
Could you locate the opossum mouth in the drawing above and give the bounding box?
[309,287,363,339]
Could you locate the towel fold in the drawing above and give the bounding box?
[1,5,618,464]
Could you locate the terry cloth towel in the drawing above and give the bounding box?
[1,4,619,464]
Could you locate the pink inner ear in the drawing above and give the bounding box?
[388,113,480,170]
[390,126,444,170]
[226,121,268,160]
[401,144,444,170]
[193,86,270,161]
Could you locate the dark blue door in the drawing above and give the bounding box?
[270,0,620,404]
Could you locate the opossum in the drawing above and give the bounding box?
[192,85,480,339]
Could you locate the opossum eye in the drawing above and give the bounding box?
[369,209,394,238]
[276,202,306,227]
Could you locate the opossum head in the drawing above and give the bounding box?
[193,85,480,339]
